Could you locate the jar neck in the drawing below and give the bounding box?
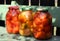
[9,8,19,12]
[22,10,32,11]
[9,8,19,10]
[22,10,32,12]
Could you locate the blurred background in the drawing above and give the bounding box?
[0,0,60,6]
[0,0,56,6]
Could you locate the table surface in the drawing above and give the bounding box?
[0,26,60,41]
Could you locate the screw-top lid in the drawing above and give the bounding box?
[36,7,48,11]
[22,6,32,11]
[11,1,17,6]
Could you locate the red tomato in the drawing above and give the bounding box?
[46,32,52,38]
[33,21,36,27]
[6,26,12,34]
[11,20,19,24]
[13,26,19,34]
[12,17,18,21]
[18,15,26,23]
[33,18,41,25]
[38,24,44,31]
[6,21,12,34]
[6,12,12,20]
[26,21,33,28]
[42,19,49,25]
[11,20,15,24]
[34,31,46,39]
[44,25,52,33]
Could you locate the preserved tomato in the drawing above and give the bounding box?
[34,31,46,39]
[18,7,33,36]
[6,6,20,34]
[32,8,52,39]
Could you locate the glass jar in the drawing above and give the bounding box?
[6,6,20,34]
[32,7,52,39]
[18,7,33,36]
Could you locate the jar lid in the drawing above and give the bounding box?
[9,6,19,9]
[36,7,48,11]
[22,6,32,11]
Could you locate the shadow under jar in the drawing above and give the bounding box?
[32,7,52,40]
[5,6,21,34]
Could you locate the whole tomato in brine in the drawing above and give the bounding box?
[34,31,46,39]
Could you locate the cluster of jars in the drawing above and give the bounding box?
[5,6,52,40]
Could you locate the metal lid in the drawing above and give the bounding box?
[36,7,48,11]
[22,6,32,11]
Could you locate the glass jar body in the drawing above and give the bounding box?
[18,10,33,36]
[6,6,20,34]
[33,10,52,39]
